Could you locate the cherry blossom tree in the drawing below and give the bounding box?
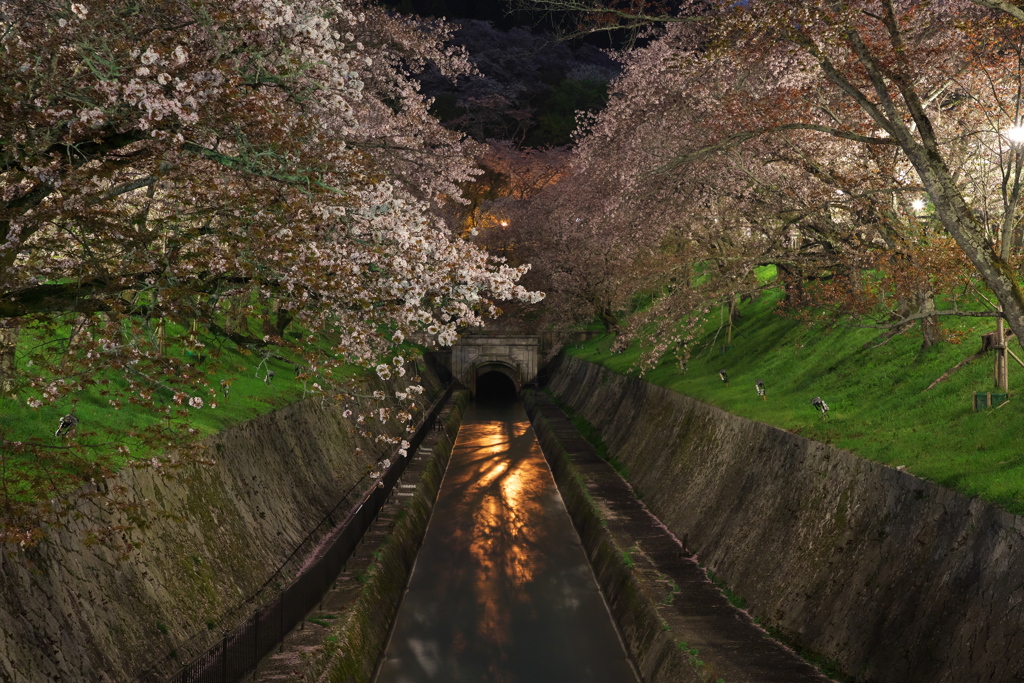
[0,0,542,537]
[518,0,1024,362]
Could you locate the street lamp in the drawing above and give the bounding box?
[1005,124,1024,144]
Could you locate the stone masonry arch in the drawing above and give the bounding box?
[471,361,521,396]
[452,336,539,398]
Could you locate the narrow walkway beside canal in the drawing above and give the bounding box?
[375,400,639,683]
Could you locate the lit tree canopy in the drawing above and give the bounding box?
[0,0,543,402]
[511,0,1024,361]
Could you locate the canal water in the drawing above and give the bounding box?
[375,398,639,683]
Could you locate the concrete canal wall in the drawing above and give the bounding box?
[0,367,444,683]
[312,394,466,683]
[547,355,1024,683]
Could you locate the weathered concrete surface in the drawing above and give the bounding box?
[0,368,443,683]
[548,355,1024,683]
[451,335,539,396]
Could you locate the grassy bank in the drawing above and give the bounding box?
[567,288,1024,515]
[0,345,312,448]
[0,323,399,506]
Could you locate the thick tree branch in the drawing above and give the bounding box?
[0,282,115,318]
[654,123,897,175]
[969,0,1024,22]
[810,46,901,139]
[83,161,176,207]
[180,141,346,195]
[44,130,150,169]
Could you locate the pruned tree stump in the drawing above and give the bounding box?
[973,392,1009,411]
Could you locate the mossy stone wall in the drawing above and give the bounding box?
[0,369,443,683]
[549,355,1024,683]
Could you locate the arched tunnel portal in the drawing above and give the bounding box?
[451,336,539,399]
[472,362,520,401]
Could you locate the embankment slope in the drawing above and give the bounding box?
[0,369,442,683]
[549,355,1024,683]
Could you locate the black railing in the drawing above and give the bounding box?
[162,383,454,683]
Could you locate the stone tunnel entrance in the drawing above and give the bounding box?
[451,336,539,398]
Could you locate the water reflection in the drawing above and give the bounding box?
[376,402,638,683]
[464,418,546,651]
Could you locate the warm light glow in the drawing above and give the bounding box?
[1006,125,1024,144]
[911,199,926,212]
[500,221,509,227]
[458,419,546,649]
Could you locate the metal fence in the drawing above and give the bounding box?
[163,383,453,683]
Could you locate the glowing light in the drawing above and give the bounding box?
[1006,125,1024,144]
[911,199,926,212]
[500,221,509,227]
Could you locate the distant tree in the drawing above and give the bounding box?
[417,19,619,145]
[524,78,609,146]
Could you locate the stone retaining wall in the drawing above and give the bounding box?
[313,393,466,683]
[0,368,443,683]
[548,355,1024,683]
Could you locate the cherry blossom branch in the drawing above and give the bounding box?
[654,123,897,175]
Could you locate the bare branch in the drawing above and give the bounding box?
[514,0,706,25]
[855,307,1001,329]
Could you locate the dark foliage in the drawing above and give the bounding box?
[419,20,620,146]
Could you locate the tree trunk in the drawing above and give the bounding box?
[274,309,293,338]
[726,297,736,346]
[223,295,247,335]
[995,305,1009,391]
[0,319,20,395]
[150,290,166,355]
[597,305,619,334]
[918,290,940,351]
[261,298,283,339]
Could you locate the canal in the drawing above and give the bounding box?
[374,386,639,683]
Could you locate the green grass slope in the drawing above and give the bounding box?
[1,346,315,451]
[0,325,376,506]
[567,289,1024,515]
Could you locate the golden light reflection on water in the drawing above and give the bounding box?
[459,418,549,655]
